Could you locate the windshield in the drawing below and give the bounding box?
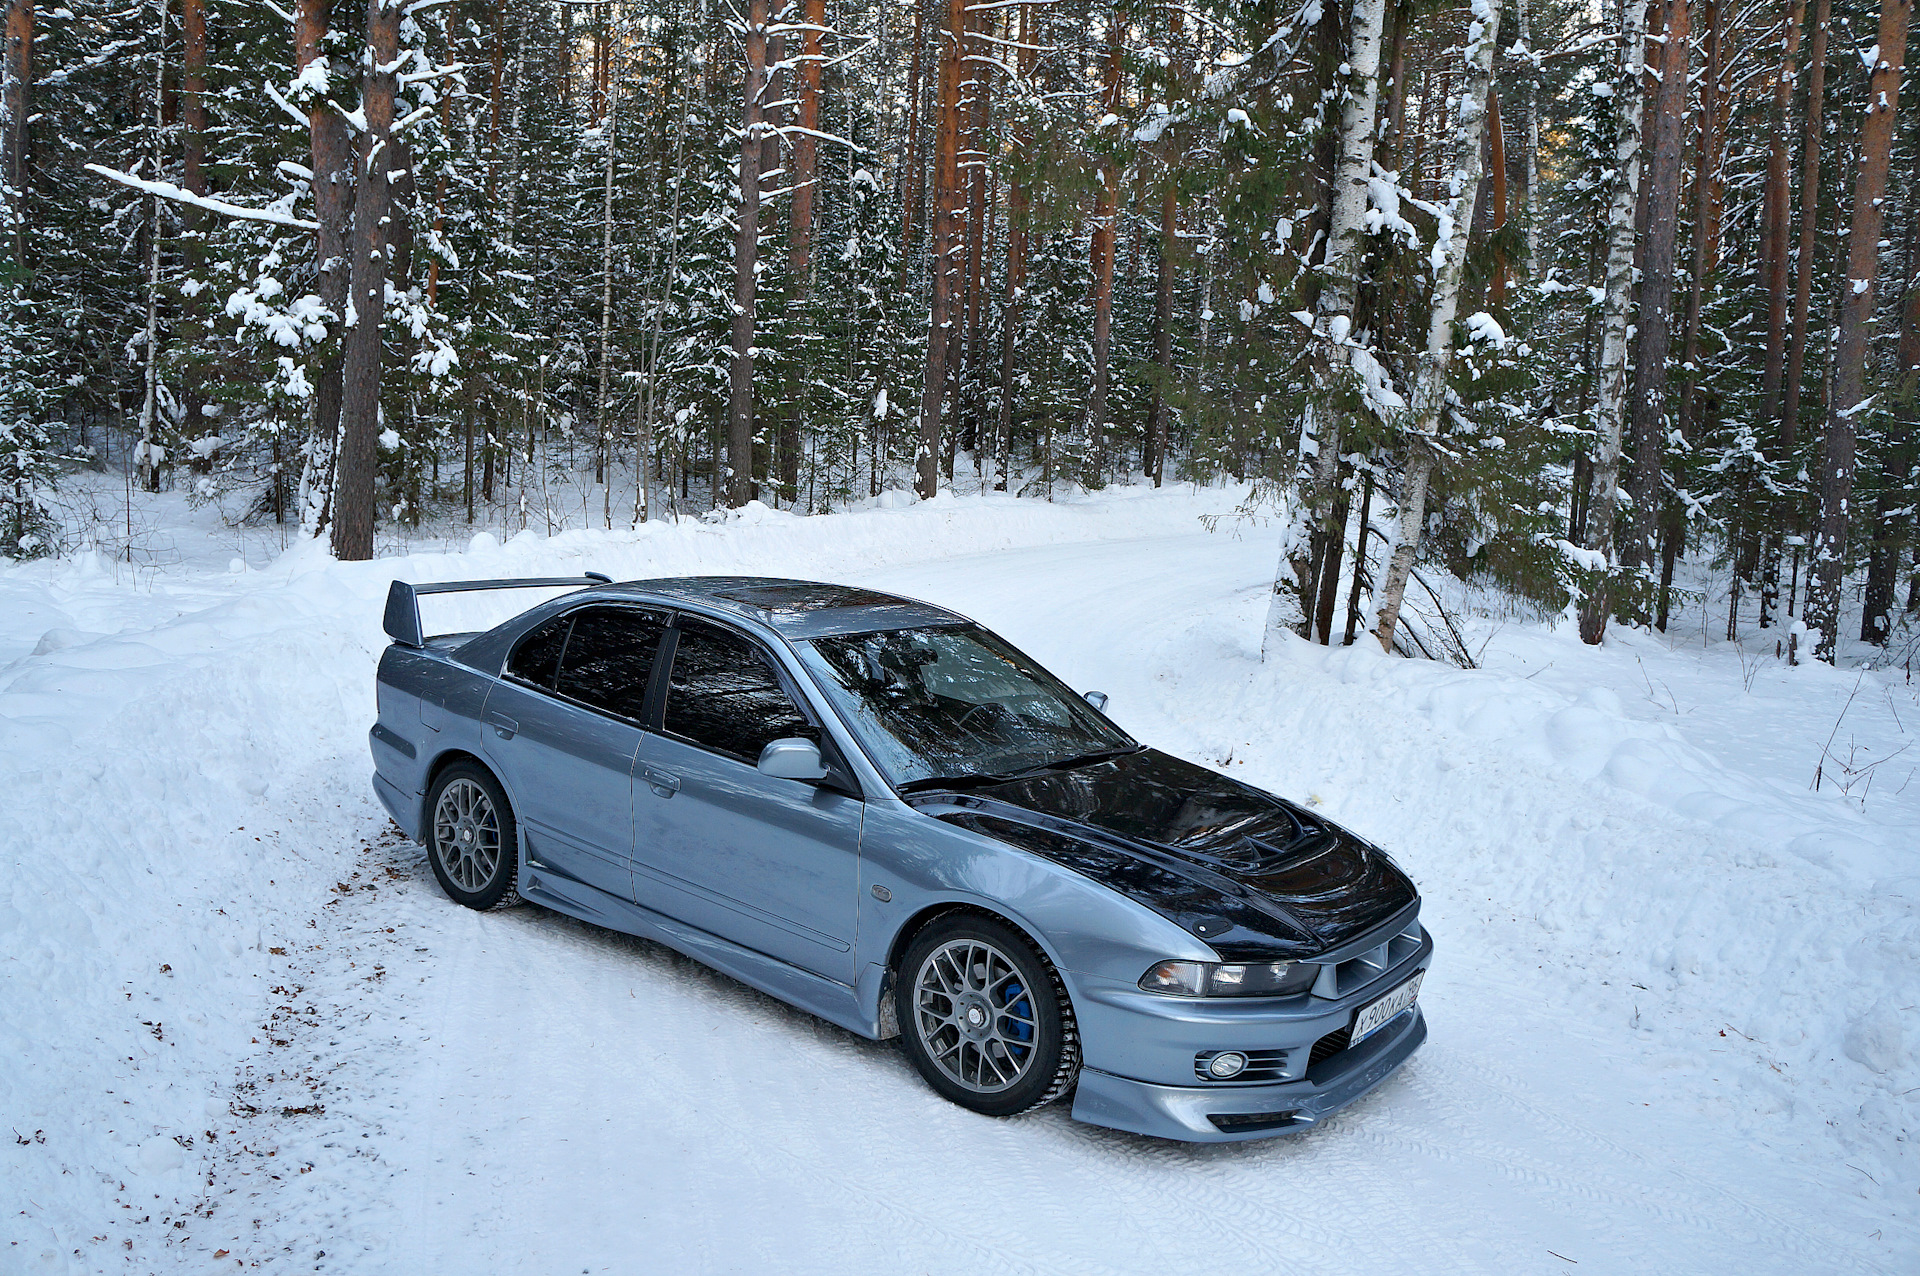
[795,625,1135,789]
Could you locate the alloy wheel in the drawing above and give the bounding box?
[433,777,502,892]
[911,938,1039,1093]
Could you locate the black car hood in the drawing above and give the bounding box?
[914,748,1416,961]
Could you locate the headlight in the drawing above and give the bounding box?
[1138,959,1318,998]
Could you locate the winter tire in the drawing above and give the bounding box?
[425,761,522,911]
[896,913,1080,1118]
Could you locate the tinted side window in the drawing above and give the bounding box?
[665,619,816,762]
[507,614,571,689]
[554,607,667,721]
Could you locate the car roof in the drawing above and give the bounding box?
[596,576,970,640]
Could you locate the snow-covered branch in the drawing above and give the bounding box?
[84,165,320,231]
[262,81,312,130]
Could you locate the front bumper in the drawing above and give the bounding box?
[1063,918,1433,1142]
[1071,1003,1427,1142]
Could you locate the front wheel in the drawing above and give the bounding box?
[425,762,521,911]
[895,914,1080,1118]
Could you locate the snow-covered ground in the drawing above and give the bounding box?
[2,481,1914,1274]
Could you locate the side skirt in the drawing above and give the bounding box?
[521,867,881,1042]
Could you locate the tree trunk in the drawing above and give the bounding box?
[899,0,927,281]
[1344,470,1375,644]
[1488,87,1508,305]
[1761,0,1830,626]
[1575,0,1647,645]
[961,16,992,467]
[1664,0,1723,629]
[2,0,30,266]
[1375,449,1434,651]
[1315,472,1352,641]
[1386,0,1411,175]
[728,0,768,509]
[637,62,694,526]
[1862,179,1920,641]
[1085,9,1123,481]
[790,0,823,289]
[1517,0,1539,273]
[1147,183,1175,487]
[593,47,619,517]
[135,0,165,495]
[1781,0,1832,457]
[1270,0,1389,655]
[181,0,205,199]
[182,0,210,435]
[1674,0,1721,451]
[757,17,785,496]
[591,4,610,124]
[1808,0,1910,661]
[330,0,401,561]
[781,0,825,500]
[1374,0,1503,653]
[916,0,965,500]
[488,4,505,194]
[1621,0,1689,579]
[1758,1,1805,441]
[995,3,1035,496]
[296,0,354,537]
[424,94,450,306]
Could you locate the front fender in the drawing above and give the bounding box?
[853,799,1214,1062]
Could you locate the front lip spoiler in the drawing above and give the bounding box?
[1069,1006,1428,1142]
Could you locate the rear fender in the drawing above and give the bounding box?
[371,643,498,838]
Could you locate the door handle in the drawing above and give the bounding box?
[487,712,518,740]
[642,765,679,798]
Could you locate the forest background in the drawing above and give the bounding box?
[0,0,1915,663]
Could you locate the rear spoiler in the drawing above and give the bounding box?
[383,574,613,647]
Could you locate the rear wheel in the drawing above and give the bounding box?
[425,762,521,910]
[895,914,1079,1118]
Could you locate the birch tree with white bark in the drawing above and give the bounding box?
[1371,0,1503,653]
[1573,0,1646,646]
[1263,0,1393,657]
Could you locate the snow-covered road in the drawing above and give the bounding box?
[3,490,1913,1273]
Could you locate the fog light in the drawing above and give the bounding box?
[1207,1051,1248,1079]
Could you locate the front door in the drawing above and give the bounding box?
[481,605,666,903]
[632,616,862,985]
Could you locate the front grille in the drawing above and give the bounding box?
[1308,1023,1353,1069]
[1193,1048,1290,1083]
[1208,1110,1303,1133]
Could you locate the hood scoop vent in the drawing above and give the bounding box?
[1166,829,1338,875]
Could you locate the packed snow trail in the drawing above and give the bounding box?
[2,489,1912,1273]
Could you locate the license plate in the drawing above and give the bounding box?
[1351,970,1424,1045]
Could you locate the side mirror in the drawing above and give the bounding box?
[758,737,829,781]
[1082,691,1109,712]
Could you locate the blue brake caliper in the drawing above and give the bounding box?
[1001,982,1033,1058]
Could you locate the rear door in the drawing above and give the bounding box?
[481,605,667,902]
[632,616,862,984]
